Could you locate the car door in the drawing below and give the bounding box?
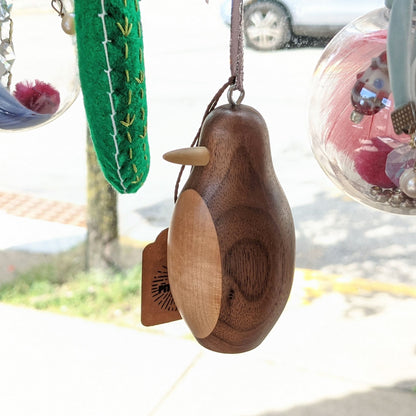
[287,0,385,27]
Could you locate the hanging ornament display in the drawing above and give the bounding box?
[0,0,79,131]
[310,0,416,214]
[74,0,149,194]
[141,0,295,354]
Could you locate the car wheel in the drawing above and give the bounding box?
[244,1,291,51]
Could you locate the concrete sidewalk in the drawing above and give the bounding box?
[0,209,415,416]
[0,261,415,416]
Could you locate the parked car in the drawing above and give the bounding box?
[221,0,385,51]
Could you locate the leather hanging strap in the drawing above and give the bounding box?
[230,0,244,94]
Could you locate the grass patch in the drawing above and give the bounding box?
[0,246,142,328]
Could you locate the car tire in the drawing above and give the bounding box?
[244,1,291,51]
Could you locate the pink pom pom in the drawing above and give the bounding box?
[13,80,60,114]
[353,137,396,188]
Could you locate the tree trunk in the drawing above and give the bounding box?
[86,127,119,271]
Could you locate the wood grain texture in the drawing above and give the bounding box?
[168,190,222,338]
[163,147,210,166]
[168,104,295,353]
[141,228,182,326]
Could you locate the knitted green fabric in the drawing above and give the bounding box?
[75,0,149,193]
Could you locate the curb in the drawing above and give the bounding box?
[296,268,416,304]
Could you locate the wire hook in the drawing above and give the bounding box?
[51,0,64,17]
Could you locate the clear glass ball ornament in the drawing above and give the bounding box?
[0,0,79,131]
[309,7,416,215]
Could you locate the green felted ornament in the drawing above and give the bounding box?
[75,0,149,193]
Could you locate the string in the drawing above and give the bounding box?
[173,77,235,202]
[173,0,246,201]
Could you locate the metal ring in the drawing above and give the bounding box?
[227,85,245,105]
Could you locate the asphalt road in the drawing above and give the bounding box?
[0,0,415,283]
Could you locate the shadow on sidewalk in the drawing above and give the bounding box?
[293,192,416,285]
[257,379,416,416]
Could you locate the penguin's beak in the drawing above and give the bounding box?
[163,147,210,166]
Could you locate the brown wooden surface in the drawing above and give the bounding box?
[163,147,210,166]
[168,104,296,353]
[168,190,222,338]
[141,228,182,326]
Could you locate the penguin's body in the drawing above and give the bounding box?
[167,104,295,353]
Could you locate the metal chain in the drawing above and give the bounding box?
[6,15,12,88]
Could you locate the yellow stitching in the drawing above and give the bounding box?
[138,21,142,38]
[144,154,148,161]
[139,48,143,63]
[120,113,136,127]
[127,132,132,143]
[132,164,138,174]
[125,69,130,83]
[124,0,127,7]
[131,173,144,184]
[117,16,132,37]
[128,90,132,106]
[139,125,147,139]
[129,148,133,159]
[142,143,146,152]
[124,42,129,59]
[140,107,145,120]
[139,88,144,99]
[135,0,139,12]
[135,71,144,84]
[125,17,133,36]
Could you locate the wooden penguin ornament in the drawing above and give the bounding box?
[164,103,296,353]
[141,0,295,353]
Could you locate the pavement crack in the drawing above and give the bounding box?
[148,350,204,416]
